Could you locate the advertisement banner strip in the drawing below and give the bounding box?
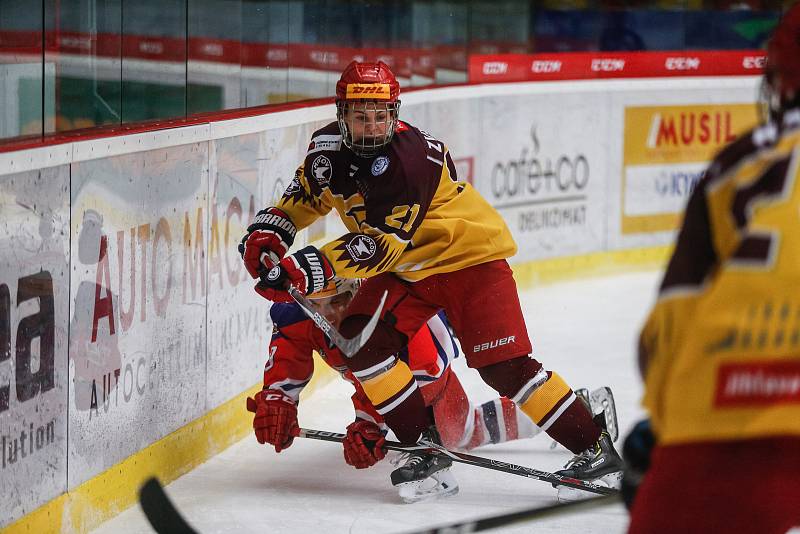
[470,50,766,83]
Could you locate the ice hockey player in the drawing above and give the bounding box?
[240,60,623,499]
[626,5,800,532]
[246,277,539,503]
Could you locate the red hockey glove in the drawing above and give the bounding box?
[255,246,334,303]
[239,207,297,278]
[246,389,300,452]
[343,420,386,469]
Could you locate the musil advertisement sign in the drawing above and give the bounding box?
[621,103,758,234]
[479,92,606,259]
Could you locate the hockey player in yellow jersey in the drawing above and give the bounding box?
[240,61,621,498]
[627,5,800,533]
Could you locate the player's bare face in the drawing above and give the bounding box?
[315,292,354,328]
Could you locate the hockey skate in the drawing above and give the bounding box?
[590,387,619,441]
[553,431,623,502]
[550,387,619,449]
[390,428,459,504]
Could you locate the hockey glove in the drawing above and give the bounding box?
[621,418,656,510]
[246,389,300,452]
[343,420,386,469]
[255,245,334,303]
[239,207,297,278]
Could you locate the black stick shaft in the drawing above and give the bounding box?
[405,494,620,534]
[299,428,618,495]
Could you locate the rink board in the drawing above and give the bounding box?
[0,74,758,533]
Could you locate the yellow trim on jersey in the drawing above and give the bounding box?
[359,360,415,406]
[519,372,572,425]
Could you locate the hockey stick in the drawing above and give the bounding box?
[403,494,620,534]
[258,259,388,358]
[139,477,199,534]
[287,286,388,358]
[136,471,615,534]
[299,428,619,496]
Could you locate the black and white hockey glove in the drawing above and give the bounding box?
[239,207,297,278]
[255,246,334,303]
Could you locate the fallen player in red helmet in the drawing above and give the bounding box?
[247,277,539,503]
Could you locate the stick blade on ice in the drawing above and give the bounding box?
[139,477,198,534]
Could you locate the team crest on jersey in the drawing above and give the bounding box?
[371,156,389,176]
[346,235,377,261]
[311,155,332,186]
[285,175,301,194]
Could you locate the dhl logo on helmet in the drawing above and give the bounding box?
[345,83,391,100]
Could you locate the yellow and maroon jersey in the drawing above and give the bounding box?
[640,110,800,445]
[275,121,516,281]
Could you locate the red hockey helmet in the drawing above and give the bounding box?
[335,61,400,103]
[764,4,800,117]
[335,61,401,157]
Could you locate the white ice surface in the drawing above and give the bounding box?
[92,270,661,534]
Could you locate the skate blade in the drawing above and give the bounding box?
[397,469,459,504]
[556,471,622,503]
[590,387,619,442]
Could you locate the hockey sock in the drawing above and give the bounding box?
[476,358,599,454]
[352,358,429,443]
[516,372,600,454]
